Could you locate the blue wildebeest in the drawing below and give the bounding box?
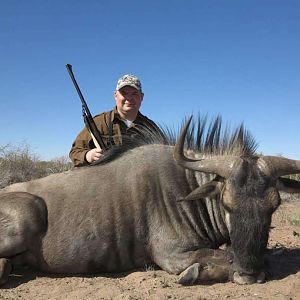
[0,116,300,286]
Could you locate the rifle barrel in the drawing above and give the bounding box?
[66,64,107,151]
[66,64,92,116]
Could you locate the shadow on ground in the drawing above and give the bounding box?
[3,248,300,289]
[265,247,300,280]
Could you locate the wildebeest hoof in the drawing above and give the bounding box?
[178,263,200,285]
[198,261,229,283]
[0,258,12,286]
[233,271,265,285]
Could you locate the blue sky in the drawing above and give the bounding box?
[1,0,299,160]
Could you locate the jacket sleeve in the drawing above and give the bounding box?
[69,112,110,167]
[69,126,95,167]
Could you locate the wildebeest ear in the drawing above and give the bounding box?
[276,177,300,193]
[178,180,223,202]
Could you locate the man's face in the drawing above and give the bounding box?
[114,86,143,118]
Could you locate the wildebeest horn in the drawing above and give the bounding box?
[258,156,300,177]
[173,116,237,178]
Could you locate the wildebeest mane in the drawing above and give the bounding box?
[92,115,258,166]
[184,115,257,156]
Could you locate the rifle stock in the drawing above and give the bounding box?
[66,64,107,151]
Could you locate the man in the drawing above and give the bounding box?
[69,74,163,167]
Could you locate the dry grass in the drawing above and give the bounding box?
[287,209,300,227]
[276,193,300,228]
[0,143,72,188]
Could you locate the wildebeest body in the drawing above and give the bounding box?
[1,144,227,275]
[1,117,300,286]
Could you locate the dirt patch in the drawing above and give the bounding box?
[1,200,300,300]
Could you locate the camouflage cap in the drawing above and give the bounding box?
[116,74,142,92]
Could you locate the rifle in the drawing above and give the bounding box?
[66,64,107,151]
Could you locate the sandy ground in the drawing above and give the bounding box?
[0,198,299,300]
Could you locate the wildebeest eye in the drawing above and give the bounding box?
[265,188,281,211]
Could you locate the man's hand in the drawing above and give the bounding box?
[85,148,104,163]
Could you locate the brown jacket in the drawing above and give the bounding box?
[69,107,163,167]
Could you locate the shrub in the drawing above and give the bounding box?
[0,143,72,188]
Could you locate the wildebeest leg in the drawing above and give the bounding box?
[178,249,232,284]
[178,261,230,284]
[0,192,47,286]
[155,248,232,285]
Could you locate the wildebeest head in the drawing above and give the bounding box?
[174,116,300,284]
